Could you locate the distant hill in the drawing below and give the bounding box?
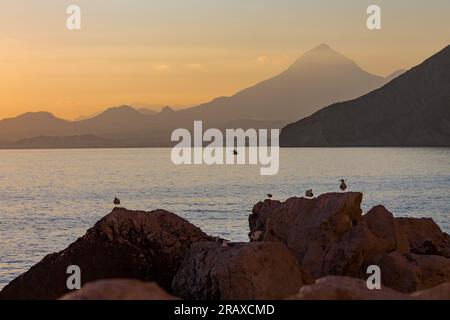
[280,45,450,147]
[0,135,118,149]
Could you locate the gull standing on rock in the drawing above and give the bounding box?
[339,179,347,192]
[113,197,121,207]
[305,189,314,198]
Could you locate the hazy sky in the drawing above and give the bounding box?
[1,0,449,120]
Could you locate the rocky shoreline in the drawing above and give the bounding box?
[1,192,450,300]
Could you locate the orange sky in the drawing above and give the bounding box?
[0,0,449,120]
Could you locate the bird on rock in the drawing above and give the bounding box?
[339,179,347,192]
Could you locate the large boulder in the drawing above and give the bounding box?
[363,206,450,256]
[249,199,282,237]
[249,193,366,279]
[249,193,450,293]
[318,221,389,279]
[411,282,450,300]
[363,205,405,252]
[289,276,409,300]
[395,217,450,257]
[374,252,450,293]
[289,276,450,300]
[172,242,304,300]
[60,279,178,300]
[0,208,213,300]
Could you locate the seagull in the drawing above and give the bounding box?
[305,189,314,198]
[266,194,273,199]
[233,149,238,156]
[339,179,347,192]
[113,197,121,207]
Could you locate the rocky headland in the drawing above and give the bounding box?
[1,192,450,300]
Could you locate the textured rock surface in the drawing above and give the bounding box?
[395,217,450,257]
[60,279,178,300]
[0,208,213,300]
[172,242,304,300]
[289,276,409,300]
[249,193,450,293]
[374,252,450,293]
[411,282,450,300]
[249,192,365,279]
[289,276,450,300]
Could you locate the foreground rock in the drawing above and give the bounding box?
[289,276,408,300]
[289,276,450,300]
[374,251,450,292]
[0,208,213,300]
[60,279,178,300]
[250,193,450,292]
[172,242,304,300]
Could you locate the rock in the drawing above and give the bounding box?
[363,205,404,252]
[363,206,450,256]
[289,275,450,300]
[60,279,178,300]
[396,217,450,257]
[411,282,450,300]
[319,221,388,279]
[249,192,450,293]
[289,276,409,300]
[249,192,364,279]
[250,231,263,242]
[0,208,213,300]
[249,199,282,237]
[374,251,450,293]
[172,242,304,300]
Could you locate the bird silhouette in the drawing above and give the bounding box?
[305,189,314,198]
[266,194,273,199]
[113,197,121,207]
[233,149,238,155]
[339,179,347,192]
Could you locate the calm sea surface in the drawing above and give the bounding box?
[0,148,449,289]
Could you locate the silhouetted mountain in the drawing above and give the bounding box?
[177,44,387,122]
[280,45,450,147]
[0,44,437,148]
[0,112,76,140]
[0,135,118,149]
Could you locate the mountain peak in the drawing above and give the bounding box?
[311,43,332,51]
[160,106,175,114]
[16,111,57,120]
[289,44,358,70]
[100,105,140,116]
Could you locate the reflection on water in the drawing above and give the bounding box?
[0,148,449,288]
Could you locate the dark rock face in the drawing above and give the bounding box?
[0,208,213,300]
[60,279,178,300]
[172,242,304,300]
[249,193,450,293]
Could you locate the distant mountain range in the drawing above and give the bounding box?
[1,43,444,148]
[280,45,450,147]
